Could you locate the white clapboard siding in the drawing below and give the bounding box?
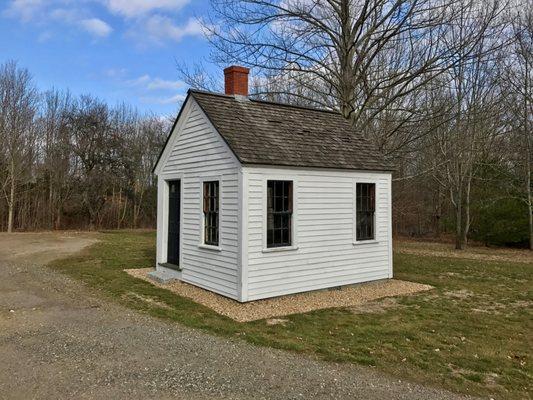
[243,166,392,301]
[157,98,241,300]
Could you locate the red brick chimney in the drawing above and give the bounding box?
[224,66,250,96]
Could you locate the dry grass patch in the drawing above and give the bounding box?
[123,291,173,310]
[125,268,432,322]
[395,238,533,264]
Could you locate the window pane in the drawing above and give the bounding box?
[356,183,375,241]
[274,195,282,212]
[266,180,293,248]
[203,181,219,246]
[274,228,282,244]
[282,227,289,244]
[267,213,274,231]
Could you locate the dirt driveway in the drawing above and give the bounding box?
[0,232,474,399]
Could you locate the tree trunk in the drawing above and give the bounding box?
[117,188,122,229]
[524,56,532,250]
[338,0,356,121]
[462,175,472,248]
[7,160,15,233]
[455,187,464,250]
[48,176,54,230]
[434,186,442,238]
[527,191,533,250]
[55,205,61,230]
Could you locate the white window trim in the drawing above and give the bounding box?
[262,176,299,253]
[158,172,184,267]
[353,179,379,245]
[198,175,222,251]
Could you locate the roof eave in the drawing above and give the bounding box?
[240,161,395,172]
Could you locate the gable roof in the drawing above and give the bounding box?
[155,89,394,173]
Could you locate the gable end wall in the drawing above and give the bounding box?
[157,98,241,300]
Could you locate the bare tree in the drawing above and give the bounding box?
[66,96,117,228]
[0,61,38,232]
[206,0,502,144]
[38,89,74,229]
[177,61,222,92]
[501,5,533,249]
[0,60,168,232]
[434,17,507,249]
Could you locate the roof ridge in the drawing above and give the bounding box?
[189,89,234,99]
[189,89,341,116]
[248,97,340,115]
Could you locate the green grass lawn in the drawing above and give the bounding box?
[49,230,532,399]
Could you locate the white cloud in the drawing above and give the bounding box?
[127,74,151,86]
[49,7,82,23]
[4,0,208,45]
[5,1,113,38]
[141,93,186,105]
[124,74,186,106]
[103,0,190,17]
[105,67,128,78]
[4,0,45,21]
[143,15,205,43]
[37,30,53,42]
[127,74,185,91]
[80,18,113,37]
[147,77,185,90]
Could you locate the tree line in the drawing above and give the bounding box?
[0,61,168,232]
[1,0,531,250]
[179,0,531,249]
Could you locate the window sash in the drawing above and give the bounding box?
[356,183,375,241]
[267,180,293,248]
[203,181,219,246]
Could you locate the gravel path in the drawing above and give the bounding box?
[0,235,475,399]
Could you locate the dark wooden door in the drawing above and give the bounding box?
[167,180,180,265]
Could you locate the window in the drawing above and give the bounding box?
[203,181,219,246]
[267,180,293,248]
[356,183,375,241]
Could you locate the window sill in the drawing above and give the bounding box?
[353,240,379,246]
[198,244,222,252]
[262,245,299,253]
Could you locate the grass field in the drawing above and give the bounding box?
[49,231,532,399]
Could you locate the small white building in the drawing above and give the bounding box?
[153,66,394,302]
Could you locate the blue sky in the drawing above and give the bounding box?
[1,0,218,116]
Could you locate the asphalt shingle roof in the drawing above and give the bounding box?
[189,90,395,171]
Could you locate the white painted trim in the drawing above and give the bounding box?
[198,175,223,250]
[157,173,184,269]
[352,240,379,246]
[198,244,222,252]
[156,177,165,267]
[262,245,299,253]
[261,175,299,251]
[238,166,249,302]
[353,178,378,245]
[387,173,394,278]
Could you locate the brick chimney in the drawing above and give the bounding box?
[224,66,250,96]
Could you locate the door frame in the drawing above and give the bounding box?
[158,172,183,269]
[166,179,181,266]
